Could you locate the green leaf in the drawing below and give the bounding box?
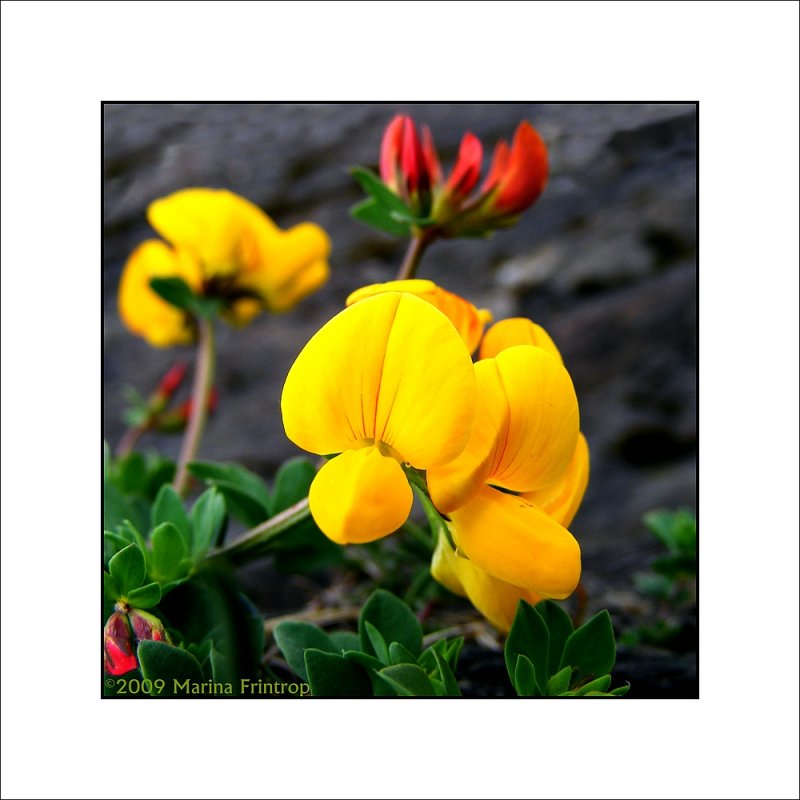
[149,278,220,318]
[364,622,390,664]
[574,675,612,696]
[138,640,204,695]
[350,166,415,216]
[343,650,396,696]
[359,589,423,658]
[115,452,146,494]
[329,631,361,653]
[104,529,133,565]
[534,600,574,677]
[559,610,616,680]
[431,648,461,697]
[109,543,146,595]
[414,486,455,551]
[514,654,540,697]
[388,641,418,666]
[610,684,630,697]
[103,478,134,532]
[546,666,573,696]
[189,488,227,558]
[127,582,162,609]
[376,664,436,697]
[304,649,372,698]
[188,461,270,525]
[270,457,316,514]
[148,522,189,583]
[350,197,411,237]
[273,621,337,682]
[103,571,121,604]
[151,484,191,546]
[505,600,549,694]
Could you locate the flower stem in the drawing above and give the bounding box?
[396,232,433,280]
[116,424,147,458]
[208,497,311,562]
[173,317,215,496]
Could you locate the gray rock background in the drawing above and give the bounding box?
[103,102,697,608]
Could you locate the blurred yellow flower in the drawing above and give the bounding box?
[281,292,477,544]
[118,188,331,346]
[347,279,492,353]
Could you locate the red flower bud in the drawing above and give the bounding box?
[446,132,483,201]
[379,115,405,192]
[157,362,188,399]
[177,387,219,423]
[421,125,443,186]
[379,115,431,200]
[129,609,169,643]
[103,612,137,676]
[483,121,548,215]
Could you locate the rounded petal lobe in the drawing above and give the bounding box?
[117,240,201,347]
[450,486,581,599]
[479,317,563,363]
[427,359,508,513]
[523,433,590,528]
[347,279,491,354]
[148,188,275,279]
[308,447,412,544]
[490,345,579,492]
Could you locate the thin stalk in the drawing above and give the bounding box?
[396,232,433,280]
[173,317,215,496]
[209,497,311,561]
[116,424,147,458]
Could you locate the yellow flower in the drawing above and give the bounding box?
[346,279,492,353]
[118,188,331,346]
[479,317,562,363]
[426,344,583,605]
[431,433,589,631]
[281,292,477,544]
[118,240,202,347]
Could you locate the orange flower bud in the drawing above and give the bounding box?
[483,121,548,215]
[445,132,483,201]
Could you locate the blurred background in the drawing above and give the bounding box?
[103,103,697,695]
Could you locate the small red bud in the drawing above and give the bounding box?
[158,362,189,398]
[129,609,169,643]
[446,132,483,201]
[103,612,137,676]
[379,115,406,191]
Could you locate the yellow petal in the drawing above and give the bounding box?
[148,188,274,280]
[308,446,412,544]
[222,297,263,328]
[117,240,202,347]
[479,317,563,363]
[522,433,590,528]
[432,532,541,632]
[489,345,579,492]
[347,279,491,353]
[282,292,476,467]
[449,485,581,599]
[427,359,508,513]
[241,222,331,312]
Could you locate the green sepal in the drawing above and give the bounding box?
[273,621,337,682]
[359,589,423,658]
[414,485,455,551]
[304,649,372,698]
[350,167,415,217]
[149,277,221,319]
[375,664,436,697]
[559,609,616,680]
[127,582,162,609]
[108,543,146,596]
[137,640,204,695]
